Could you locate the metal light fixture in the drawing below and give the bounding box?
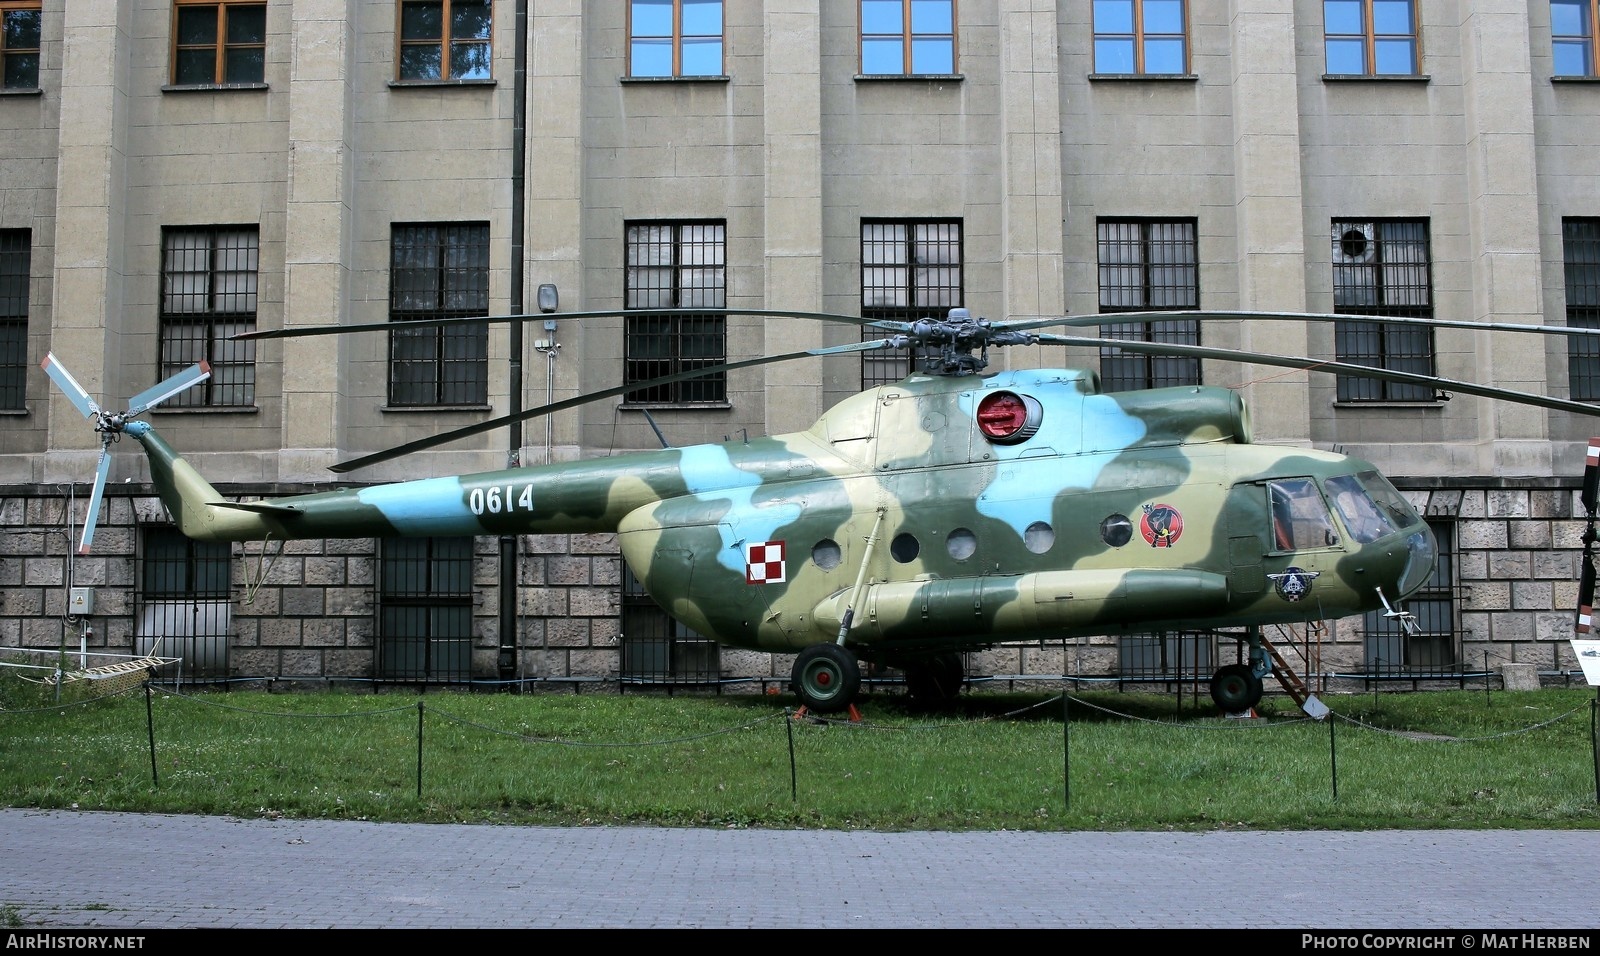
[537,283,559,314]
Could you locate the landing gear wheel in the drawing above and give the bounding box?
[905,653,965,704]
[791,644,862,714]
[1210,663,1264,713]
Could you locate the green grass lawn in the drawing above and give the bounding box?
[2,678,1597,831]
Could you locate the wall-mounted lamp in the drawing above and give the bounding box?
[537,283,559,314]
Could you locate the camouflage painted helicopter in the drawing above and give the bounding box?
[41,307,1600,715]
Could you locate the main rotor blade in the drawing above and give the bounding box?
[127,361,212,415]
[1008,309,1600,339]
[77,445,112,555]
[40,353,101,420]
[233,308,892,341]
[1037,333,1600,418]
[329,338,900,473]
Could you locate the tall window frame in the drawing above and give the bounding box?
[1095,218,1200,392]
[1,0,40,90]
[1092,0,1189,76]
[628,0,723,78]
[159,226,258,408]
[0,229,27,411]
[170,0,266,86]
[1564,218,1600,402]
[1553,0,1598,77]
[396,0,492,82]
[387,222,491,408]
[860,219,963,389]
[1330,218,1436,403]
[1323,0,1420,76]
[1363,519,1456,672]
[376,536,475,683]
[859,0,956,76]
[623,220,727,405]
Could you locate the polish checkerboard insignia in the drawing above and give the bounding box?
[745,540,787,584]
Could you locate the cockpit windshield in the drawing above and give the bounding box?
[1324,470,1420,544]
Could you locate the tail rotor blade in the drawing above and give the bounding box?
[77,445,113,555]
[127,361,212,415]
[40,353,101,420]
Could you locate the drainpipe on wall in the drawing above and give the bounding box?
[498,0,529,686]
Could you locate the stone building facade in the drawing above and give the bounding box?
[1,2,1597,695]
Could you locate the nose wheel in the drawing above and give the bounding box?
[791,643,862,714]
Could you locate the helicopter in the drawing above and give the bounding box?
[39,307,1600,716]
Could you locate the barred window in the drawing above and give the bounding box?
[160,226,258,408]
[859,0,955,75]
[388,222,490,407]
[1554,0,1599,77]
[620,566,719,682]
[628,0,723,78]
[171,0,266,85]
[1093,0,1189,76]
[0,229,27,411]
[1565,218,1600,402]
[860,220,962,389]
[2,0,41,90]
[1323,0,1419,76]
[136,526,232,679]
[1096,219,1200,392]
[397,0,491,82]
[1330,219,1436,403]
[1363,518,1456,671]
[377,536,474,683]
[624,221,726,404]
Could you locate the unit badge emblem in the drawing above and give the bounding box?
[1268,566,1320,602]
[1140,503,1183,548]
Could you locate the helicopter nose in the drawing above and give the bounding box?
[1396,527,1438,598]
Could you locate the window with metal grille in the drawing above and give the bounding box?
[1096,219,1200,392]
[397,0,491,81]
[1554,0,1599,77]
[160,226,258,408]
[377,536,475,682]
[388,222,490,407]
[1323,0,1419,76]
[620,565,719,682]
[628,0,722,78]
[1092,0,1189,75]
[171,0,265,85]
[859,0,955,75]
[0,229,27,411]
[1565,218,1600,402]
[624,221,726,404]
[2,0,40,89]
[860,220,962,389]
[1330,219,1436,403]
[136,526,232,678]
[1117,631,1216,682]
[1363,519,1456,672]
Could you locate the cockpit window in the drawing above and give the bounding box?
[1357,470,1422,530]
[1269,477,1340,551]
[1325,473,1397,544]
[1324,471,1420,544]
